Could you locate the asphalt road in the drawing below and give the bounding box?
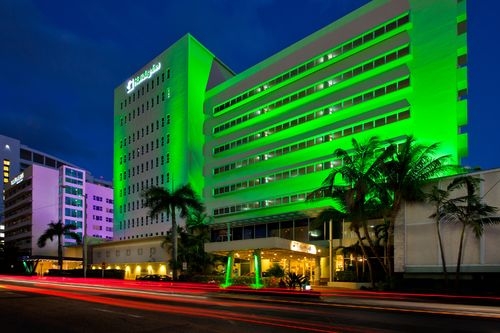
[0,276,499,333]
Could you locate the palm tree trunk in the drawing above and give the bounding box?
[362,221,389,278]
[58,236,63,274]
[436,220,448,288]
[171,208,178,281]
[354,229,375,288]
[456,223,466,292]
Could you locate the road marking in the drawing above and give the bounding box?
[94,307,143,318]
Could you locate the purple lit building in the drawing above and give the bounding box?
[3,164,113,275]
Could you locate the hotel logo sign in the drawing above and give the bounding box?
[10,172,24,186]
[126,62,161,94]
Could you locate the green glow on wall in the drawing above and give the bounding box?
[251,250,264,289]
[205,0,467,226]
[221,253,233,288]
[113,34,223,239]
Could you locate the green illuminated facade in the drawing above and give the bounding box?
[203,0,467,278]
[113,0,468,281]
[113,35,232,241]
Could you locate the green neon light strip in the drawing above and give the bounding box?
[213,76,409,155]
[213,106,410,176]
[213,12,410,114]
[214,44,409,135]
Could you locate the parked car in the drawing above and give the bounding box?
[136,274,172,281]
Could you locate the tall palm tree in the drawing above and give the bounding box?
[427,185,452,287]
[318,137,392,286]
[142,184,203,280]
[163,210,214,277]
[314,135,455,287]
[382,136,452,275]
[37,220,81,274]
[443,175,500,289]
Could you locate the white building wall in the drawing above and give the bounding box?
[31,166,59,257]
[401,169,500,274]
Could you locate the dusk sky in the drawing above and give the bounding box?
[1,0,498,181]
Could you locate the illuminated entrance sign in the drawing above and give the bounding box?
[10,172,24,186]
[126,62,161,94]
[290,240,317,255]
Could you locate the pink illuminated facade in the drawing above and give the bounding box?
[3,164,113,274]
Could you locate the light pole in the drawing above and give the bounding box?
[82,192,87,278]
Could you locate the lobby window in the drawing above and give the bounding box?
[232,227,243,241]
[295,219,308,242]
[243,226,254,240]
[281,221,293,240]
[255,224,266,238]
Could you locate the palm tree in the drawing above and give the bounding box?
[314,135,455,287]
[37,220,82,274]
[317,137,391,286]
[169,210,214,277]
[142,184,203,280]
[427,185,452,287]
[443,175,500,289]
[382,136,452,276]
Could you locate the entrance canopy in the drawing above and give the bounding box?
[205,237,319,261]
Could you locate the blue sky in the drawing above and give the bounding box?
[0,0,497,181]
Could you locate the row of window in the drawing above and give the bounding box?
[214,76,410,156]
[91,196,113,204]
[214,44,409,136]
[213,190,310,216]
[213,108,410,195]
[118,233,165,241]
[119,154,170,181]
[118,173,170,202]
[213,12,410,114]
[214,158,341,196]
[211,219,318,243]
[120,92,171,128]
[65,177,83,186]
[63,186,82,196]
[65,168,83,179]
[213,100,409,177]
[120,118,170,148]
[3,159,10,184]
[19,148,66,170]
[119,213,169,230]
[120,68,171,109]
[64,208,83,218]
[120,134,170,165]
[64,197,83,207]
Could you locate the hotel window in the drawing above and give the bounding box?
[457,54,467,68]
[457,20,467,35]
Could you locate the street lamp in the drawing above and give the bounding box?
[82,192,87,278]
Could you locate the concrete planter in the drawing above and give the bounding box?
[328,281,372,289]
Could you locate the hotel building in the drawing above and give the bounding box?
[0,134,81,246]
[3,164,113,275]
[111,0,470,282]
